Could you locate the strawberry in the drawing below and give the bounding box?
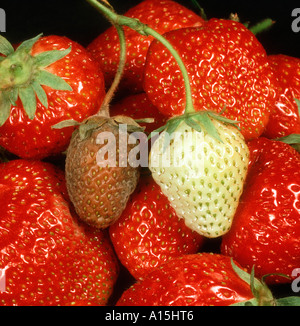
[221,137,300,284]
[262,54,300,139]
[149,111,249,238]
[87,0,204,96]
[144,18,277,140]
[0,34,105,159]
[110,92,168,134]
[109,173,204,280]
[116,253,256,306]
[0,159,119,306]
[64,115,142,229]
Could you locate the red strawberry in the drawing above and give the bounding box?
[0,34,105,159]
[87,0,204,96]
[110,92,168,134]
[262,54,300,139]
[116,253,256,306]
[109,173,204,280]
[143,19,277,140]
[221,137,300,284]
[0,159,119,306]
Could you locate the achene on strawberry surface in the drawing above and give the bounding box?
[144,18,278,141]
[0,34,105,159]
[0,159,119,306]
[221,137,300,284]
[87,0,204,96]
[109,173,204,280]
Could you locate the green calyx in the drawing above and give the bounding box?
[0,33,72,126]
[230,259,300,306]
[149,109,240,146]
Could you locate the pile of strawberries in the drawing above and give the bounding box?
[0,0,299,306]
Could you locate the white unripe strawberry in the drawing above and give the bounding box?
[149,112,249,238]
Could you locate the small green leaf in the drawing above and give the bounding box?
[8,88,18,106]
[189,0,207,20]
[0,34,14,56]
[249,18,274,35]
[79,122,100,140]
[18,86,37,119]
[0,91,12,126]
[196,112,223,143]
[276,296,300,306]
[163,118,182,151]
[31,80,48,108]
[36,70,72,91]
[276,133,300,145]
[148,124,167,140]
[16,34,43,53]
[165,118,182,136]
[185,116,203,133]
[208,110,240,129]
[34,47,72,68]
[52,119,80,129]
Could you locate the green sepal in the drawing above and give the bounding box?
[35,47,72,68]
[31,80,48,108]
[52,119,81,129]
[276,133,300,146]
[163,117,182,151]
[195,112,223,143]
[189,0,207,20]
[18,85,37,120]
[0,33,73,125]
[8,88,18,106]
[36,69,72,91]
[78,122,102,141]
[185,116,203,133]
[0,91,12,126]
[148,124,167,140]
[230,259,276,306]
[249,18,274,35]
[275,296,300,306]
[17,34,43,53]
[0,34,14,56]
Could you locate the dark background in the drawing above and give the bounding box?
[0,0,299,57]
[0,0,299,302]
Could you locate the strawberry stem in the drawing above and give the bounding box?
[98,23,126,117]
[86,0,195,115]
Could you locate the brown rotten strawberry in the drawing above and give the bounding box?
[64,115,143,229]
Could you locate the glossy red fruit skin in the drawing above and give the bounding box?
[144,19,277,141]
[0,35,106,159]
[221,138,300,284]
[109,173,204,280]
[87,0,204,96]
[0,159,119,306]
[262,54,300,139]
[116,253,254,306]
[110,93,168,134]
